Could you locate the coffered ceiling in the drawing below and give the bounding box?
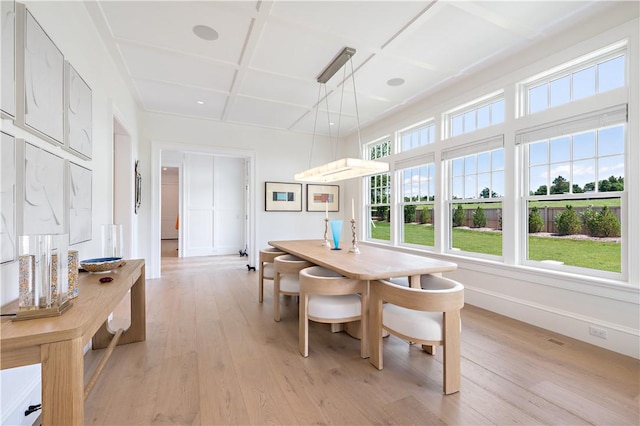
[86,0,618,137]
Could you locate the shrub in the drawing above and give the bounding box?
[583,206,620,237]
[404,204,416,223]
[419,208,431,224]
[472,206,487,228]
[452,205,465,227]
[597,207,621,237]
[528,207,544,233]
[554,205,582,235]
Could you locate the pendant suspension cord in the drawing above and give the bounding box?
[349,56,363,152]
[306,83,323,169]
[323,83,334,160]
[333,63,348,161]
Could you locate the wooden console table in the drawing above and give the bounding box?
[1,259,146,425]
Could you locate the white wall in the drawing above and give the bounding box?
[0,1,141,423]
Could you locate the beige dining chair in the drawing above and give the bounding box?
[258,247,286,302]
[369,276,464,395]
[298,266,368,359]
[273,254,314,322]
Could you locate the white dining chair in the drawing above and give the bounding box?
[298,266,368,358]
[273,254,313,322]
[369,276,464,394]
[258,247,286,302]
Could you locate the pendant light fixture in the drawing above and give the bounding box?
[294,47,389,183]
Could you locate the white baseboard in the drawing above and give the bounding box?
[465,286,640,359]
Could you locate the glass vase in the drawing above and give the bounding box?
[330,220,343,250]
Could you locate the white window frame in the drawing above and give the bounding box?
[518,105,628,279]
[517,40,627,118]
[443,90,504,139]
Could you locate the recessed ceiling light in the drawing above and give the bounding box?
[196,100,205,105]
[193,25,218,41]
[163,167,167,171]
[387,78,405,87]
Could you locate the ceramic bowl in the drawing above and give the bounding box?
[80,257,124,273]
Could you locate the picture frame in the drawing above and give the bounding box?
[135,160,141,214]
[65,62,92,159]
[21,140,65,235]
[1,131,16,263]
[1,0,15,119]
[306,184,339,212]
[68,161,92,245]
[265,182,302,212]
[16,5,64,145]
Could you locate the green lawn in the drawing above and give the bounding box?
[370,221,621,272]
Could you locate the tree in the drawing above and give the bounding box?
[529,207,544,233]
[452,205,465,227]
[479,187,497,198]
[472,206,487,228]
[534,185,548,196]
[599,176,624,192]
[550,176,570,194]
[572,184,584,193]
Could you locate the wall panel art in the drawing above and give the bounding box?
[1,131,16,263]
[1,0,15,118]
[16,4,64,144]
[22,141,65,235]
[65,62,92,159]
[68,161,91,244]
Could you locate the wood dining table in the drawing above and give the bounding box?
[268,239,458,287]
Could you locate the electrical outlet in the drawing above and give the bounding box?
[589,325,608,339]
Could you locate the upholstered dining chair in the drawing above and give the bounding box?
[273,254,313,322]
[369,276,464,394]
[258,247,286,302]
[298,266,368,358]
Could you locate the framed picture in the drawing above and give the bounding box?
[1,0,15,119]
[65,62,92,159]
[68,161,92,245]
[1,131,16,263]
[21,141,65,235]
[306,184,339,212]
[15,4,64,145]
[265,182,302,212]
[135,160,141,214]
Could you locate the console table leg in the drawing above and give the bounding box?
[41,338,84,425]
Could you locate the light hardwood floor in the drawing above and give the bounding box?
[84,252,639,425]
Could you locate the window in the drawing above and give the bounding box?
[519,106,626,274]
[445,137,504,257]
[400,121,435,152]
[399,163,435,248]
[446,93,504,138]
[366,138,392,242]
[524,44,626,115]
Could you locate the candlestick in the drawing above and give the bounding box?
[322,218,330,247]
[349,218,360,254]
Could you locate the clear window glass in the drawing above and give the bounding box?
[524,50,625,115]
[448,147,504,257]
[366,139,392,242]
[400,164,435,248]
[400,122,435,152]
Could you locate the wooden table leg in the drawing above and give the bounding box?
[93,265,146,349]
[41,338,84,425]
[443,310,461,394]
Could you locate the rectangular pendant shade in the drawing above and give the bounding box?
[294,158,389,183]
